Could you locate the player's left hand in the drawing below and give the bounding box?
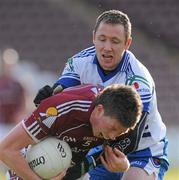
[100,145,130,172]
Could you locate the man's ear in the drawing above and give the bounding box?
[92,30,95,44]
[125,37,132,50]
[96,104,104,115]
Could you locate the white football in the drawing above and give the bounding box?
[26,137,72,179]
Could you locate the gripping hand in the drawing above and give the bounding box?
[33,85,53,106]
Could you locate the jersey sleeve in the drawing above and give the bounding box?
[22,92,78,142]
[125,74,154,112]
[22,87,94,143]
[22,97,60,142]
[56,57,81,88]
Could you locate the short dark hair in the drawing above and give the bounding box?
[94,10,132,41]
[94,84,142,129]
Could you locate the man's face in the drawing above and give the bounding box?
[90,105,128,140]
[93,22,132,71]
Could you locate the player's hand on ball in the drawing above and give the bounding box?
[100,145,130,172]
[50,170,67,180]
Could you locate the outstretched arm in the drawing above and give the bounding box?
[0,123,41,180]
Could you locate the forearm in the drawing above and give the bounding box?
[0,149,41,180]
[0,123,41,180]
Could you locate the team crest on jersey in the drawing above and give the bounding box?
[39,107,58,128]
[65,58,74,72]
[125,75,151,95]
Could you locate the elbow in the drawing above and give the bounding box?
[0,142,11,164]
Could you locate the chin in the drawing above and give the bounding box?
[103,65,114,71]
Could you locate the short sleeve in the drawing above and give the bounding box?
[56,57,81,88]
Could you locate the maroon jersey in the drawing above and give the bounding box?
[23,84,104,160]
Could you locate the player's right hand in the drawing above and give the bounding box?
[33,85,53,106]
[100,145,130,172]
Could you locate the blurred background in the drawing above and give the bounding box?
[0,0,178,179]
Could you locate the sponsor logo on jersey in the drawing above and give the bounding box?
[130,160,143,166]
[62,136,77,143]
[71,147,89,153]
[126,75,150,90]
[113,138,131,151]
[125,75,151,100]
[83,136,98,141]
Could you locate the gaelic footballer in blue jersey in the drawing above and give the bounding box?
[33,10,169,180]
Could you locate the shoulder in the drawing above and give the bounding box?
[39,84,100,108]
[125,51,155,111]
[63,46,96,74]
[63,84,103,98]
[126,50,154,83]
[71,46,96,64]
[73,46,96,59]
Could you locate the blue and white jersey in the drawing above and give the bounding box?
[56,46,166,156]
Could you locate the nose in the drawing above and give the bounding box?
[104,41,112,51]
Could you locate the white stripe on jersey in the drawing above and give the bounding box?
[57,100,92,117]
[27,121,41,136]
[22,121,40,143]
[57,100,91,109]
[59,75,80,81]
[61,73,80,78]
[58,107,89,117]
[121,53,130,72]
[27,121,39,132]
[58,103,91,112]
[33,128,42,137]
[74,46,95,58]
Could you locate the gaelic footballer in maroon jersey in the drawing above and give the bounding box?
[0,84,142,180]
[22,84,142,160]
[23,85,104,158]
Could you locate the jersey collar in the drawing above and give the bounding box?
[92,51,129,82]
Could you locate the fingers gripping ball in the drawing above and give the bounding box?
[26,137,72,179]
